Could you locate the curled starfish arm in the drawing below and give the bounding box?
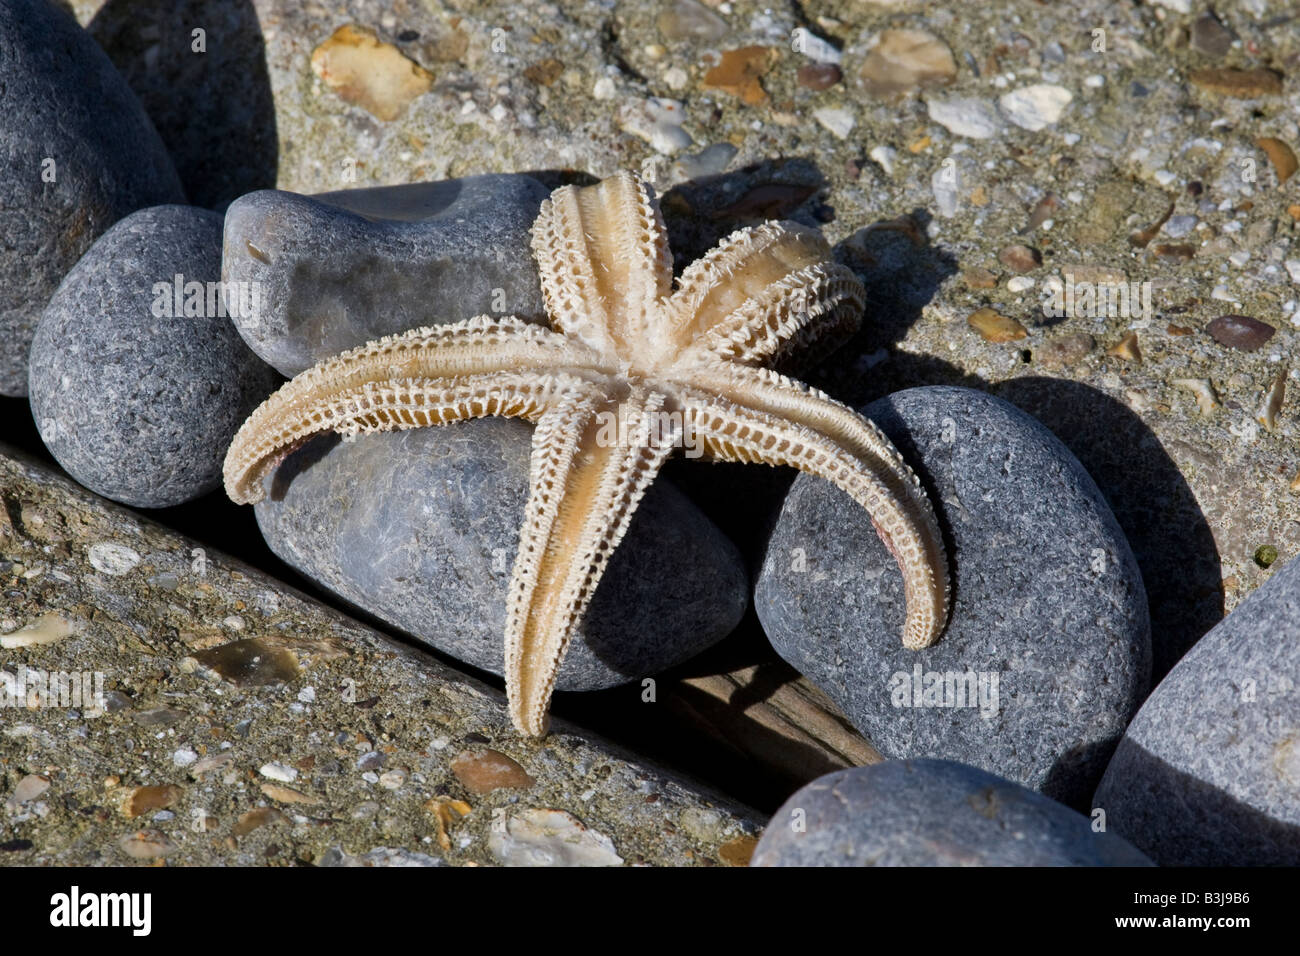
[531,170,673,357]
[675,364,949,650]
[663,221,864,365]
[689,260,865,369]
[504,387,678,736]
[222,317,606,504]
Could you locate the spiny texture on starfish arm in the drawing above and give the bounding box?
[224,170,950,736]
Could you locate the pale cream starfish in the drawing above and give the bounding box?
[224,171,949,736]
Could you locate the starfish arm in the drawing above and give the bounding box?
[673,363,948,650]
[530,170,673,358]
[662,221,864,365]
[223,316,606,504]
[504,387,678,736]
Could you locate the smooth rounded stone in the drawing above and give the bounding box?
[222,174,551,376]
[751,760,1154,867]
[0,0,185,397]
[1094,556,1300,865]
[28,206,280,508]
[254,421,749,691]
[756,387,1150,808]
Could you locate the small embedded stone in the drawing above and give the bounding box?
[1257,370,1285,432]
[232,807,285,837]
[1173,378,1219,416]
[797,63,842,90]
[703,46,778,105]
[1206,314,1275,351]
[310,24,433,121]
[656,0,728,42]
[7,774,50,807]
[261,784,320,805]
[967,307,1027,342]
[927,96,1001,139]
[118,831,177,860]
[719,835,758,866]
[523,58,564,87]
[1025,193,1062,232]
[451,748,537,795]
[1190,11,1234,58]
[488,808,623,866]
[1036,333,1095,370]
[857,29,956,97]
[1188,67,1283,98]
[998,244,1041,273]
[122,785,183,819]
[1106,332,1142,364]
[998,84,1072,131]
[191,639,301,687]
[1153,243,1195,261]
[1256,137,1298,185]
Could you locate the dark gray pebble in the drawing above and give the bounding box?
[29,206,279,508]
[756,386,1150,807]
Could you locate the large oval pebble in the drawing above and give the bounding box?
[254,422,749,691]
[1094,555,1300,865]
[756,386,1150,807]
[752,759,1152,866]
[29,206,279,508]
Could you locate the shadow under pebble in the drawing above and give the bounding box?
[997,377,1224,683]
[89,0,278,210]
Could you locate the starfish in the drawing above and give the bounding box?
[223,171,949,736]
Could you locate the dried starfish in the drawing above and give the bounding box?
[224,171,949,736]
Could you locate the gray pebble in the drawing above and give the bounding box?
[756,387,1150,807]
[1094,555,1300,865]
[254,421,748,690]
[222,174,551,376]
[0,0,185,396]
[751,759,1154,866]
[29,206,280,508]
